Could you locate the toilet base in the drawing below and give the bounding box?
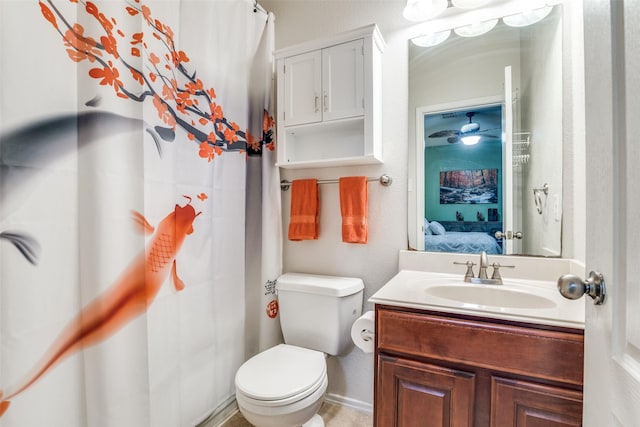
[302,414,324,427]
[237,397,324,427]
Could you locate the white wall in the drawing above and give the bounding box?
[261,0,410,410]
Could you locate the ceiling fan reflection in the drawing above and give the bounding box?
[428,112,499,144]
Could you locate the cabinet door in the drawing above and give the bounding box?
[491,377,583,427]
[283,50,322,126]
[322,39,364,121]
[377,355,475,427]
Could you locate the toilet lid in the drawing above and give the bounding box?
[235,344,326,401]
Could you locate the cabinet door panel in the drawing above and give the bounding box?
[377,355,475,427]
[491,377,583,427]
[322,39,364,121]
[283,50,322,126]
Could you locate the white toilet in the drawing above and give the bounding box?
[235,273,364,427]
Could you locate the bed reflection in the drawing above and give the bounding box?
[424,220,502,254]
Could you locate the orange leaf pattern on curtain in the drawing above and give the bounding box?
[38,0,275,161]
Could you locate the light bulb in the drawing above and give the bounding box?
[411,29,451,47]
[454,18,498,37]
[403,0,448,22]
[451,0,490,9]
[462,135,481,145]
[503,5,553,27]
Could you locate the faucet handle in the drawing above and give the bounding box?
[454,261,476,281]
[490,262,515,280]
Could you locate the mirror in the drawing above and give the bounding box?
[408,5,563,257]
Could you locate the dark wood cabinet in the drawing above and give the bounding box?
[490,377,583,427]
[377,355,475,427]
[374,305,584,427]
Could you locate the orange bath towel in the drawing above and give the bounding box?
[288,179,319,241]
[339,176,368,244]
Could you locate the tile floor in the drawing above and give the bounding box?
[216,401,372,427]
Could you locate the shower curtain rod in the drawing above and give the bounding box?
[280,174,393,191]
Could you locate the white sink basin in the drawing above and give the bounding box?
[369,270,584,329]
[425,284,557,309]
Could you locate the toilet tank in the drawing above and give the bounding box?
[277,273,364,356]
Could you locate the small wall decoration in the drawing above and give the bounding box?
[265,300,279,319]
[264,279,277,296]
[440,168,498,204]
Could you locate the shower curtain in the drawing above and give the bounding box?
[0,1,275,426]
[245,9,282,356]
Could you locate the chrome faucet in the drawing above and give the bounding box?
[478,251,489,279]
[453,251,515,285]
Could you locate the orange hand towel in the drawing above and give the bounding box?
[288,179,319,241]
[339,176,368,244]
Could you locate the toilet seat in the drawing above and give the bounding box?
[235,344,327,406]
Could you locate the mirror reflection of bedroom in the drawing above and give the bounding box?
[410,4,563,257]
[423,104,504,255]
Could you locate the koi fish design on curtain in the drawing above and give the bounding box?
[0,196,202,417]
[0,1,276,423]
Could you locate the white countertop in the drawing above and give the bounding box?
[369,270,585,330]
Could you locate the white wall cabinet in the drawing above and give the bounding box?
[283,39,364,127]
[282,50,322,127]
[275,25,384,168]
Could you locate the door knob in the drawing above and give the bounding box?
[495,230,524,240]
[557,271,606,305]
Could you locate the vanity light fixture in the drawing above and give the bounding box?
[408,1,558,47]
[411,29,451,47]
[453,18,498,37]
[402,0,448,22]
[502,5,553,27]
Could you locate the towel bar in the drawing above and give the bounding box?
[532,183,549,214]
[280,174,392,191]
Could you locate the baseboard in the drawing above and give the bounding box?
[324,392,373,415]
[195,396,239,427]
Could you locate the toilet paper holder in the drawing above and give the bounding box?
[359,329,374,342]
[351,311,375,353]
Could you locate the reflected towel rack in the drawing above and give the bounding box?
[280,174,392,191]
[533,183,549,214]
[513,132,531,167]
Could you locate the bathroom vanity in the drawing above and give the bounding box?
[370,267,585,427]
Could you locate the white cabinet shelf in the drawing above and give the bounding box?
[278,117,383,168]
[275,24,385,169]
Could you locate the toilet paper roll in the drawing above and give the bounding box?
[351,311,375,353]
